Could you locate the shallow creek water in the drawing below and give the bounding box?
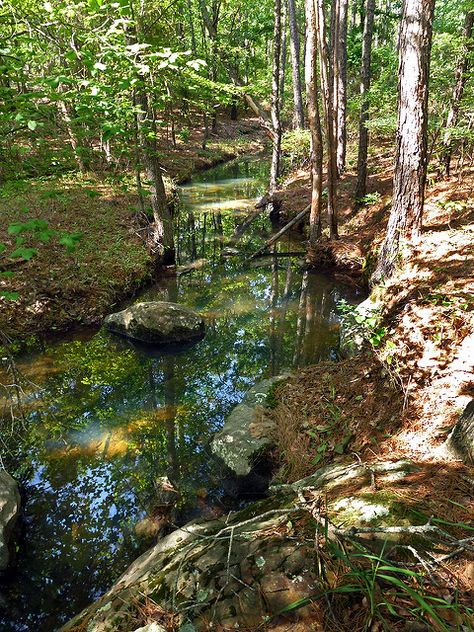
[0,157,362,631]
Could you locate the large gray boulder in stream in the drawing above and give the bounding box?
[61,460,449,632]
[104,302,205,344]
[0,470,21,570]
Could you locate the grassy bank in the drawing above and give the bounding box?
[0,119,265,343]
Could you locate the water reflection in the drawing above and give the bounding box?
[0,156,362,631]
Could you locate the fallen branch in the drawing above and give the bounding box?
[250,204,310,259]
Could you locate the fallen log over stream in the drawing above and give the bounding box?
[250,204,310,259]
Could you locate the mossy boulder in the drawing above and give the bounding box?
[104,302,205,345]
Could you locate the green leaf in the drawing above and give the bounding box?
[0,271,14,278]
[10,247,37,261]
[27,120,37,131]
[58,232,83,252]
[0,291,19,301]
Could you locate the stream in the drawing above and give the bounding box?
[0,156,362,631]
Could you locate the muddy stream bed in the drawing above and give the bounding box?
[0,156,362,631]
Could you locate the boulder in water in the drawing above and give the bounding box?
[0,470,21,570]
[104,302,205,344]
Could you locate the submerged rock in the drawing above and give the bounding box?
[211,375,289,476]
[0,470,21,571]
[104,302,205,345]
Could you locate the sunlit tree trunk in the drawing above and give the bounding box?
[355,0,375,201]
[442,11,474,177]
[316,0,338,238]
[288,0,305,128]
[269,0,283,204]
[57,99,85,172]
[373,0,435,282]
[305,0,323,250]
[332,0,349,176]
[136,89,175,264]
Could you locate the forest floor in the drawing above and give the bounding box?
[0,118,265,345]
[266,149,474,628]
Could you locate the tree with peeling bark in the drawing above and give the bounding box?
[372,0,436,283]
[441,10,474,177]
[305,0,323,249]
[288,0,305,129]
[355,0,376,202]
[331,0,349,177]
[269,0,284,208]
[316,0,338,239]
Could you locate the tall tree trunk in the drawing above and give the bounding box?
[316,0,338,238]
[57,99,85,172]
[372,0,435,283]
[136,89,175,264]
[305,0,323,249]
[355,0,375,201]
[269,0,283,203]
[280,2,288,104]
[442,11,474,177]
[288,0,305,128]
[332,0,349,176]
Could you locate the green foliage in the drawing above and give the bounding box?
[338,299,387,349]
[281,128,311,169]
[356,191,382,206]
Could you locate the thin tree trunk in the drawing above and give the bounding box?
[442,11,474,177]
[373,0,435,283]
[269,0,283,203]
[58,99,85,172]
[355,0,375,201]
[305,0,323,249]
[316,0,338,238]
[288,0,305,128]
[136,89,175,264]
[280,2,288,104]
[333,0,349,176]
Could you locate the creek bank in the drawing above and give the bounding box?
[61,459,469,632]
[0,121,265,346]
[0,470,21,571]
[104,302,205,345]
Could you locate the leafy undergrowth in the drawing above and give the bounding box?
[0,118,265,341]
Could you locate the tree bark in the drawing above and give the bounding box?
[442,11,474,177]
[305,0,323,249]
[288,0,305,128]
[355,0,375,201]
[372,0,435,283]
[447,400,474,464]
[269,0,283,203]
[332,0,349,176]
[316,0,338,238]
[136,89,175,264]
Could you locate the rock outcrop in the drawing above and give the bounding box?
[0,470,21,571]
[104,302,205,345]
[211,376,288,476]
[61,460,440,632]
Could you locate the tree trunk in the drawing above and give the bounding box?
[442,11,474,177]
[305,0,323,249]
[316,0,338,238]
[57,99,85,172]
[269,0,283,203]
[355,0,375,201]
[447,400,474,464]
[333,0,349,176]
[280,2,288,105]
[372,0,435,283]
[136,89,175,264]
[288,0,305,128]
